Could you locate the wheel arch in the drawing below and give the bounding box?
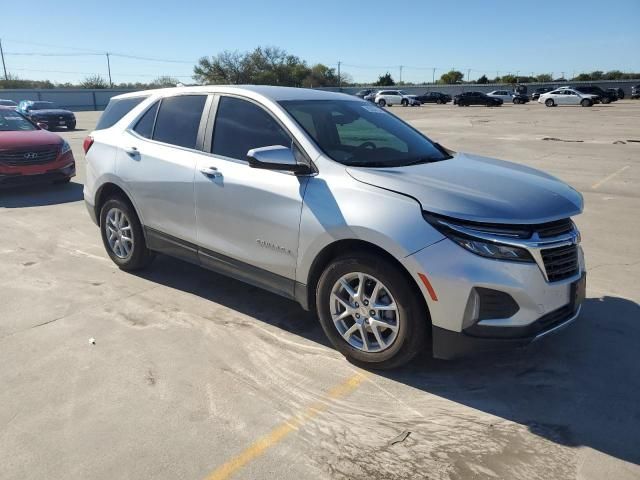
[94,182,141,228]
[301,238,431,326]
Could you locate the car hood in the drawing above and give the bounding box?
[0,129,62,149]
[346,152,583,224]
[29,109,74,116]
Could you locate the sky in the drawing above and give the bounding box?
[1,0,639,85]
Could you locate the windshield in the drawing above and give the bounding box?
[0,110,37,131]
[280,100,450,168]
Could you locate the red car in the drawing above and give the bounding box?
[0,107,75,188]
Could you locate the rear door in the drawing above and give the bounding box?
[116,94,208,245]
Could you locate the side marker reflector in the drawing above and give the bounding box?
[418,273,438,301]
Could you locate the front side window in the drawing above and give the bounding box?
[152,95,207,149]
[280,100,450,168]
[212,96,291,160]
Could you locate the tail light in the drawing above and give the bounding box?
[83,136,94,154]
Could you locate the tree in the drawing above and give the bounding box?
[573,73,592,81]
[439,70,464,84]
[476,75,489,84]
[80,75,108,89]
[374,72,395,86]
[499,74,517,84]
[535,73,553,82]
[149,76,180,88]
[193,46,311,87]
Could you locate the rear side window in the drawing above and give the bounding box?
[212,96,291,161]
[152,95,207,149]
[133,101,159,139]
[96,96,147,130]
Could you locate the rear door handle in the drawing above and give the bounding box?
[124,146,139,157]
[200,166,222,178]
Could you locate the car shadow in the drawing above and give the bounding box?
[0,181,84,208]
[135,254,640,465]
[380,295,640,466]
[133,255,331,347]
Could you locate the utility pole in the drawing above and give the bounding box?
[399,65,403,84]
[337,61,341,89]
[432,67,435,84]
[106,52,113,88]
[0,38,8,81]
[467,68,471,83]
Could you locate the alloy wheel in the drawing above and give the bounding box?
[329,272,400,353]
[105,207,134,259]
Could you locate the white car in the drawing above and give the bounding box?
[538,88,597,107]
[374,90,421,107]
[486,90,514,102]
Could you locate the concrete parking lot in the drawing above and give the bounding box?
[1,100,639,480]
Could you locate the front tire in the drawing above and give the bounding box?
[401,99,409,107]
[545,98,554,107]
[100,197,155,271]
[377,99,386,107]
[316,253,427,369]
[67,122,76,130]
[581,99,592,107]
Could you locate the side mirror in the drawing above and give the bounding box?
[247,145,310,174]
[37,122,48,130]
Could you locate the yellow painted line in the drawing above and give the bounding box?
[592,165,630,190]
[204,371,369,480]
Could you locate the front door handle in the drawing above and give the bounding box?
[200,166,222,178]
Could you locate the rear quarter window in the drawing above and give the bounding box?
[95,96,148,130]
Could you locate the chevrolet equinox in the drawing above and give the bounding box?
[84,86,586,368]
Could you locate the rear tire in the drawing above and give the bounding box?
[67,122,76,130]
[581,99,592,107]
[316,253,427,369]
[545,99,554,107]
[601,97,611,104]
[401,99,409,107]
[99,196,155,271]
[436,98,443,104]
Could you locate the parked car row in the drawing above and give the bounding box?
[0,99,77,129]
[355,84,636,108]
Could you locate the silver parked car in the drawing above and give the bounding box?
[84,86,586,368]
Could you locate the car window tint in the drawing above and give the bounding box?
[152,95,206,149]
[212,96,291,160]
[133,101,159,139]
[96,96,147,130]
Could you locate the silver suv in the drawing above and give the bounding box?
[84,86,585,368]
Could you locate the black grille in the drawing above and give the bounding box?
[541,244,579,282]
[0,146,59,166]
[536,219,574,238]
[476,288,520,320]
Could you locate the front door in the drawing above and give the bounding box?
[194,95,308,298]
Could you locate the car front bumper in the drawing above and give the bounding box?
[0,157,75,188]
[403,238,586,359]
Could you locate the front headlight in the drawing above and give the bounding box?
[448,235,532,261]
[424,213,534,262]
[60,140,72,155]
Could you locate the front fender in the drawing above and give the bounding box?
[296,172,444,284]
